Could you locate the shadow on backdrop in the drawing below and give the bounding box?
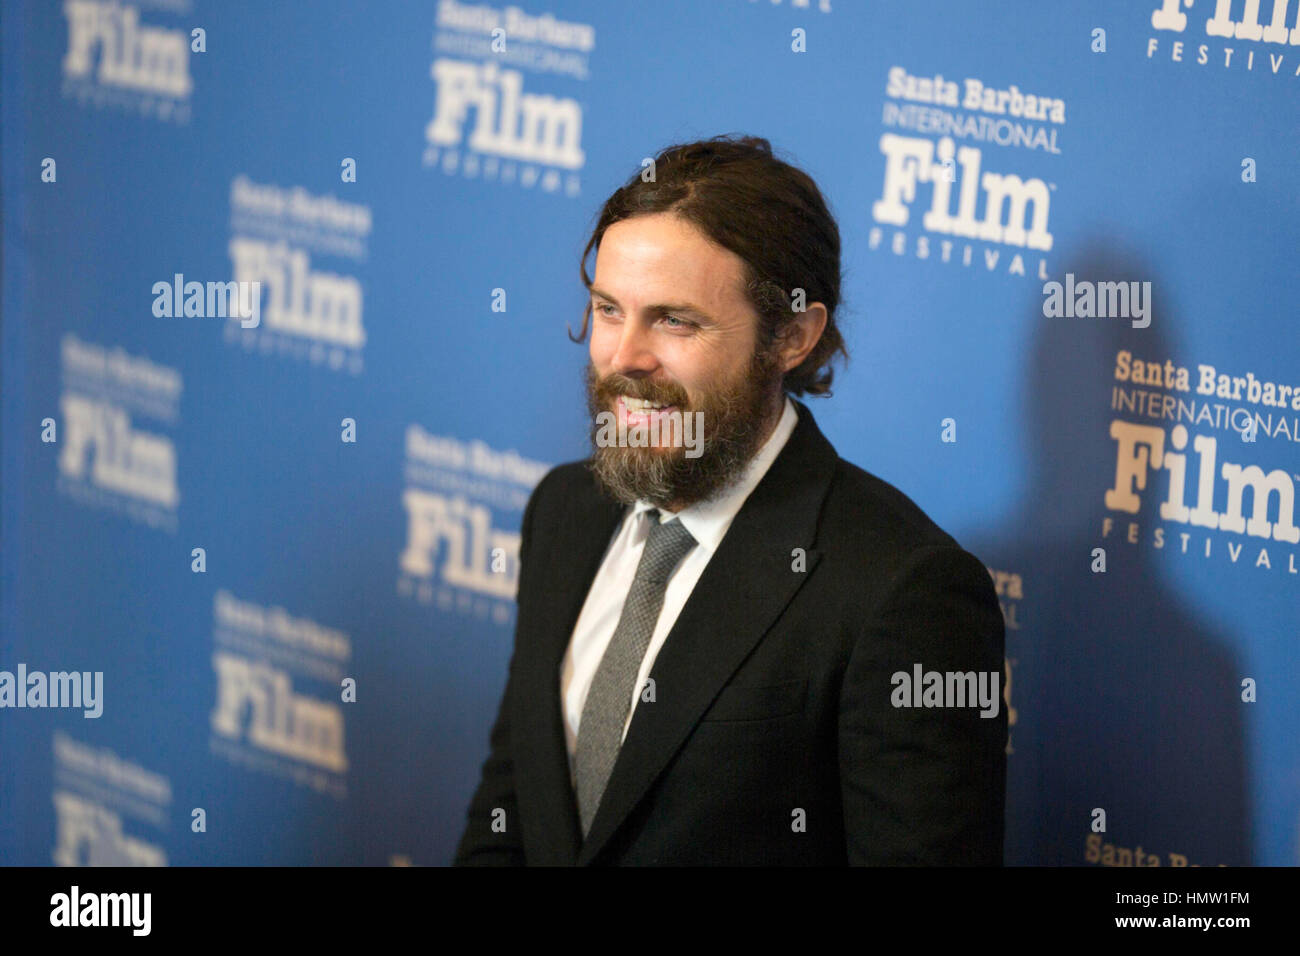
[968,242,1251,866]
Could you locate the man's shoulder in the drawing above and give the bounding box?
[520,458,617,537]
[817,455,988,594]
[824,457,957,549]
[795,454,1000,638]
[536,458,596,493]
[524,449,988,580]
[527,458,600,513]
[528,452,963,552]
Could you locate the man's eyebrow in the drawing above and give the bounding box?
[588,286,715,322]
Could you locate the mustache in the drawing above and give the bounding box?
[594,373,689,406]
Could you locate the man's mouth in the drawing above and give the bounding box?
[616,395,679,428]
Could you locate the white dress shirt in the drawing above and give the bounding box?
[560,396,799,783]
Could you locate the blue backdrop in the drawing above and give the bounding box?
[2,0,1297,866]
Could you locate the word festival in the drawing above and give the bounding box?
[1148,0,1300,77]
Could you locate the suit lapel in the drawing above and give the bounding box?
[576,400,839,865]
[514,483,624,865]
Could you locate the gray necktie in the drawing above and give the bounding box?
[575,509,697,837]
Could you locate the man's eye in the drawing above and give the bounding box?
[595,303,617,317]
[662,315,693,329]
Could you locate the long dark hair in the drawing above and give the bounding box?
[571,134,847,397]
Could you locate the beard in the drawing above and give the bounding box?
[584,342,782,510]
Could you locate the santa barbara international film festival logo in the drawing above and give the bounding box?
[209,590,352,799]
[1145,0,1300,78]
[399,424,549,625]
[1104,349,1300,576]
[51,732,170,867]
[871,65,1064,281]
[224,176,371,375]
[56,334,181,533]
[61,0,195,123]
[423,0,593,196]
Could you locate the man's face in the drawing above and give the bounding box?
[584,212,782,510]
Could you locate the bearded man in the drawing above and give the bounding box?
[454,135,1006,866]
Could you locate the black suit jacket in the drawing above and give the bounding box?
[454,399,1006,865]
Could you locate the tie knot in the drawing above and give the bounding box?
[639,511,696,583]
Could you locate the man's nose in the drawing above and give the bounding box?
[609,319,659,374]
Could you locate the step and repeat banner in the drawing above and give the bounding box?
[2,0,1296,866]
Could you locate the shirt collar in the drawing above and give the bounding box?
[632,396,799,556]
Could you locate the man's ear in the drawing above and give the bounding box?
[775,302,829,374]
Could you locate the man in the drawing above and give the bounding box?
[454,135,1006,865]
